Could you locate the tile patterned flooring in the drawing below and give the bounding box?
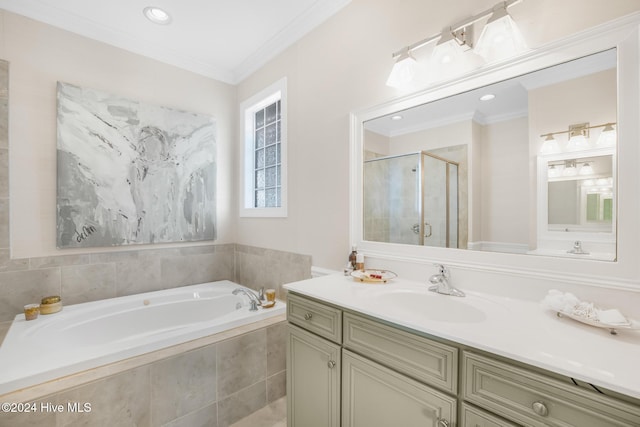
[230,396,286,427]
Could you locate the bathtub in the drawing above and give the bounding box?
[0,280,285,395]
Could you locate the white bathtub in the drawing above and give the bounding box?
[0,280,285,395]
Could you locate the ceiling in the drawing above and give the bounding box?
[0,0,351,84]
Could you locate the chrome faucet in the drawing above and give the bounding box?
[567,240,589,255]
[232,288,262,311]
[428,265,465,297]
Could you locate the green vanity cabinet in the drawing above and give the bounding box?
[462,352,640,427]
[287,293,459,427]
[287,293,342,427]
[287,324,341,427]
[287,292,640,427]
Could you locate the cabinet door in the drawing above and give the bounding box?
[342,349,456,427]
[287,324,341,427]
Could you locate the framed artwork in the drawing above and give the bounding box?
[56,82,216,248]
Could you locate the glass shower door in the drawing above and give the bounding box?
[422,153,458,248]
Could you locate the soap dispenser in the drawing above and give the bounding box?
[349,246,357,268]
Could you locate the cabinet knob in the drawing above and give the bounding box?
[327,360,336,369]
[304,312,313,320]
[436,418,449,427]
[532,401,549,417]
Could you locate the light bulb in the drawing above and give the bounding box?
[596,124,616,147]
[386,50,417,88]
[475,6,527,63]
[540,135,560,154]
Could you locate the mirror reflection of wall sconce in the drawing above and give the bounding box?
[539,122,617,155]
[386,0,527,88]
[547,160,599,179]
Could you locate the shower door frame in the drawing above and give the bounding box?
[419,151,459,248]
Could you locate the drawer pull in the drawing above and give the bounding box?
[328,360,336,369]
[304,312,313,320]
[436,418,449,427]
[532,401,549,417]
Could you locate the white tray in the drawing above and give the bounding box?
[556,310,640,335]
[351,269,397,284]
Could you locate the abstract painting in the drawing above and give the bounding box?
[56,82,216,248]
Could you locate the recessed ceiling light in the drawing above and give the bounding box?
[391,115,403,121]
[143,6,172,25]
[480,93,496,101]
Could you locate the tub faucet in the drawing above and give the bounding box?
[428,265,465,297]
[232,288,262,311]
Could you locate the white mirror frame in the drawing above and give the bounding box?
[536,147,617,261]
[350,12,640,289]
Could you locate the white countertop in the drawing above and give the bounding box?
[284,274,640,400]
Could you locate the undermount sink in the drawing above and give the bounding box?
[372,290,507,323]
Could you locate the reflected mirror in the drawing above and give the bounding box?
[363,49,617,260]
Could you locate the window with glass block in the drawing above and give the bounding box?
[253,100,281,208]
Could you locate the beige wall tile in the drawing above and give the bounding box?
[0,198,8,248]
[162,402,217,427]
[217,330,266,398]
[56,365,151,427]
[266,322,286,376]
[115,257,162,296]
[0,249,29,272]
[61,263,116,305]
[30,254,93,269]
[217,381,266,427]
[0,397,57,426]
[160,251,234,289]
[266,371,286,403]
[0,268,60,321]
[0,149,7,198]
[150,344,217,425]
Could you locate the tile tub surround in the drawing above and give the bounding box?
[0,316,287,427]
[0,243,312,330]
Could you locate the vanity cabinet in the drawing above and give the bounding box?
[287,324,341,427]
[342,349,456,427]
[462,352,640,427]
[287,292,640,427]
[287,294,458,427]
[287,293,342,427]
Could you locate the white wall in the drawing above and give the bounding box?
[0,11,237,258]
[236,0,640,270]
[479,116,529,247]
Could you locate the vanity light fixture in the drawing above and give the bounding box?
[547,164,561,178]
[540,134,561,154]
[579,162,594,176]
[143,6,172,25]
[566,123,590,152]
[562,160,578,177]
[539,122,616,154]
[431,27,471,65]
[385,0,525,88]
[596,123,617,147]
[386,48,417,88]
[474,2,528,63]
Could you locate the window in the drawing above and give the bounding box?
[240,78,287,217]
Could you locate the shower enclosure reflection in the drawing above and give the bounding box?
[363,151,459,248]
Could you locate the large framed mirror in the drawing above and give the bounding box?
[350,14,640,284]
[362,49,617,260]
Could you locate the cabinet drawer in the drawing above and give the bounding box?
[287,293,342,343]
[463,351,640,427]
[342,349,456,427]
[460,403,519,427]
[343,312,458,394]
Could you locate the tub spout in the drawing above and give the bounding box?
[232,288,262,311]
